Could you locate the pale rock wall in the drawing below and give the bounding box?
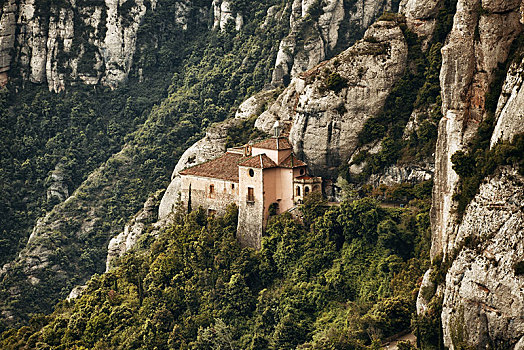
[441,167,524,348]
[271,0,395,86]
[415,0,524,347]
[106,192,161,271]
[431,0,522,260]
[212,0,242,31]
[0,0,192,91]
[257,19,408,178]
[490,55,524,147]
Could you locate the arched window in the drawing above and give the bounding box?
[305,186,310,194]
[300,168,305,175]
[249,169,255,177]
[296,186,301,197]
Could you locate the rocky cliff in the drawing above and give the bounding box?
[259,18,408,178]
[0,0,163,91]
[416,0,524,347]
[271,0,400,86]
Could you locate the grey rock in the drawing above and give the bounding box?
[258,20,408,178]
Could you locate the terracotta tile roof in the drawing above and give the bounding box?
[279,154,307,168]
[239,154,277,169]
[252,137,292,150]
[179,152,244,182]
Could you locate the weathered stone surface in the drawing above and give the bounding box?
[431,0,522,259]
[367,163,434,187]
[258,20,408,178]
[441,167,524,349]
[212,0,242,31]
[399,0,441,48]
[0,0,192,90]
[490,55,524,147]
[106,192,161,271]
[46,163,69,203]
[271,0,394,86]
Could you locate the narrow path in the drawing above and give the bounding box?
[381,333,417,349]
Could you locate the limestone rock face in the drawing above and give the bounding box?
[0,0,193,91]
[441,167,524,349]
[367,163,434,187]
[430,0,522,260]
[158,90,275,220]
[413,0,524,347]
[258,20,408,178]
[399,0,441,48]
[490,55,524,147]
[212,0,242,31]
[46,164,69,203]
[271,0,395,86]
[106,192,160,271]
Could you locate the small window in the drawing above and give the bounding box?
[300,168,305,175]
[305,186,310,194]
[231,184,235,190]
[247,187,255,202]
[209,184,215,198]
[249,169,255,177]
[296,186,301,197]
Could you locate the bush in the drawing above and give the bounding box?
[324,73,348,92]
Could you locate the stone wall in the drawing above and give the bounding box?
[237,166,264,249]
[180,175,239,217]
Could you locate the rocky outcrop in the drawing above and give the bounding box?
[414,0,524,347]
[441,167,524,349]
[430,0,522,260]
[46,164,69,203]
[271,0,396,86]
[258,19,408,178]
[399,0,441,48]
[212,0,242,31]
[367,162,434,187]
[490,54,524,147]
[0,0,195,91]
[158,89,275,220]
[106,191,161,271]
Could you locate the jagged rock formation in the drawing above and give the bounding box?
[158,90,275,220]
[0,0,196,91]
[416,0,524,347]
[212,0,242,31]
[441,166,524,348]
[271,0,398,86]
[258,19,408,178]
[399,0,441,48]
[46,163,69,203]
[106,191,162,271]
[430,0,522,260]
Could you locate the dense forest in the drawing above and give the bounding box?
[0,189,436,349]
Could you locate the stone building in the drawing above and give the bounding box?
[179,129,321,249]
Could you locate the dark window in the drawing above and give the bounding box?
[249,169,255,177]
[300,168,305,175]
[209,184,215,198]
[231,184,235,190]
[296,186,301,196]
[305,186,310,194]
[247,187,255,202]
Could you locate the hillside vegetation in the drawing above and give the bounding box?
[0,190,433,349]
